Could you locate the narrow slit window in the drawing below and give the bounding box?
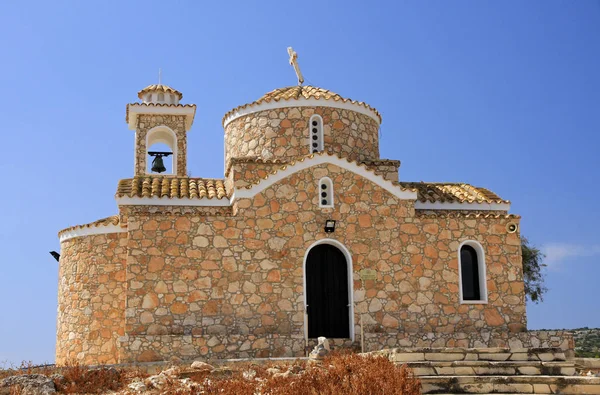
[319,177,333,208]
[309,115,324,153]
[459,244,487,302]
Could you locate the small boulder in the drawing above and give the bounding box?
[266,367,281,375]
[309,337,331,360]
[128,379,148,393]
[191,361,214,371]
[0,374,56,395]
[145,372,172,390]
[162,367,179,377]
[242,369,257,380]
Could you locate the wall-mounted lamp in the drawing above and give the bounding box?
[49,251,60,262]
[324,220,336,233]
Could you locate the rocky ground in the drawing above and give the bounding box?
[0,348,421,394]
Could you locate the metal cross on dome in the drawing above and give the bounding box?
[287,47,304,86]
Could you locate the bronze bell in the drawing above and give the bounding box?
[148,151,172,173]
[151,156,167,173]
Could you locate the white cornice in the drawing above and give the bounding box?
[415,201,511,211]
[126,104,196,131]
[234,154,416,200]
[223,98,381,128]
[59,224,127,243]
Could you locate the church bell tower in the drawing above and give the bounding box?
[126,84,196,177]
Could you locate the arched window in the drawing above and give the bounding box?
[319,177,333,208]
[459,241,487,303]
[309,115,324,153]
[157,93,164,103]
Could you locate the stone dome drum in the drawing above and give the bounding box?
[222,86,382,170]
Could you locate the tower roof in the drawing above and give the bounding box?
[138,84,183,100]
[222,85,381,125]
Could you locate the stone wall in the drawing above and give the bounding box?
[118,163,525,362]
[134,115,188,177]
[56,232,127,364]
[363,330,574,353]
[224,107,380,172]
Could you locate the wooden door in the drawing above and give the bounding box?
[306,244,350,338]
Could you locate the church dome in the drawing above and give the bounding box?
[223,85,382,170]
[222,85,381,126]
[137,84,183,105]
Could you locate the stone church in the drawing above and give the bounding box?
[55,53,570,365]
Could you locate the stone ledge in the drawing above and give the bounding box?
[379,347,567,363]
[420,375,600,394]
[404,361,576,377]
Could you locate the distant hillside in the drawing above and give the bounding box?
[572,328,600,358]
[537,327,600,357]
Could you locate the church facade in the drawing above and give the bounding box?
[55,74,570,364]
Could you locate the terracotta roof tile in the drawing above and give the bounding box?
[117,177,228,200]
[360,159,401,167]
[223,85,381,124]
[58,215,120,237]
[417,212,520,219]
[398,182,509,204]
[137,84,183,100]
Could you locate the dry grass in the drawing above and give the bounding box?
[0,360,146,394]
[0,352,421,394]
[196,352,421,395]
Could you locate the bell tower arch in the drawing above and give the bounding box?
[126,84,196,177]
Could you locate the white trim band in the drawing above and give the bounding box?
[415,201,510,211]
[59,224,127,243]
[116,196,232,207]
[223,98,381,127]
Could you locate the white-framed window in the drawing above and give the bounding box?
[157,92,165,102]
[319,177,334,208]
[458,240,488,304]
[309,114,324,153]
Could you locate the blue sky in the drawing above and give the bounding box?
[0,1,598,364]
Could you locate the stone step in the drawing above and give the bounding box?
[420,375,600,394]
[406,361,576,377]
[381,347,567,363]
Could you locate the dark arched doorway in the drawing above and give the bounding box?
[306,244,350,338]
